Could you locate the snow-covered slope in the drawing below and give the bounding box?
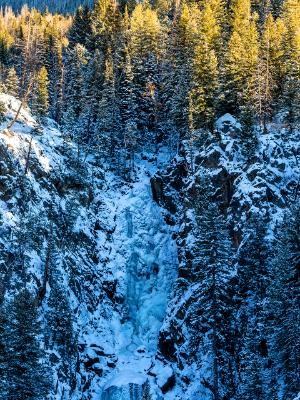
[152,113,300,399]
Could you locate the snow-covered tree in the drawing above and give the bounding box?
[0,290,52,399]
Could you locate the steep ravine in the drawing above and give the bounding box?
[1,96,299,400]
[0,95,179,400]
[96,174,178,399]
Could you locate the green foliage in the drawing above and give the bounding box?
[33,66,50,117]
[5,67,19,98]
[0,290,52,399]
[0,99,6,121]
[187,182,236,399]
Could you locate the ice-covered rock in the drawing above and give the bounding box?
[101,371,145,400]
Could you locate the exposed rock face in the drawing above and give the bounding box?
[100,371,148,400]
[101,383,144,400]
[151,114,300,398]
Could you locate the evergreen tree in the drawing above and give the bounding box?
[63,44,87,137]
[256,13,285,131]
[80,49,104,143]
[267,209,300,399]
[236,218,271,400]
[33,65,49,118]
[130,2,162,134]
[0,302,10,394]
[95,50,121,160]
[280,0,300,128]
[46,282,77,391]
[163,3,200,141]
[0,27,13,66]
[0,290,52,399]
[89,0,121,53]
[0,99,6,121]
[119,47,139,172]
[188,183,236,400]
[68,5,92,49]
[47,34,65,123]
[190,0,222,131]
[224,0,259,136]
[5,67,19,97]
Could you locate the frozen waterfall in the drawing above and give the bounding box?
[100,171,178,400]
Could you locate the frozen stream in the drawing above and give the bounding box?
[100,173,178,399]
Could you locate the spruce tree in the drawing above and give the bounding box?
[80,49,104,143]
[47,34,64,123]
[119,47,139,172]
[190,1,222,131]
[95,50,121,160]
[0,99,6,122]
[0,30,12,66]
[236,218,271,400]
[130,2,162,134]
[280,0,300,128]
[188,183,235,400]
[224,0,259,140]
[33,66,49,118]
[89,0,121,53]
[0,302,10,396]
[0,290,52,400]
[46,281,77,391]
[5,67,19,98]
[63,44,87,138]
[267,209,300,399]
[257,13,285,130]
[68,5,92,49]
[142,379,152,399]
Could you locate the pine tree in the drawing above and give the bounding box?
[63,44,87,138]
[95,50,121,160]
[80,49,104,144]
[190,1,222,131]
[46,282,77,390]
[0,302,10,396]
[119,47,139,172]
[33,65,49,118]
[267,209,300,400]
[68,5,92,49]
[188,183,236,400]
[89,0,121,54]
[47,34,64,123]
[0,27,13,66]
[130,2,162,134]
[280,0,300,128]
[256,13,285,131]
[5,67,19,97]
[0,290,52,399]
[224,0,259,137]
[236,218,271,400]
[161,12,191,143]
[0,99,6,121]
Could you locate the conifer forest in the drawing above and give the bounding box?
[0,0,299,399]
